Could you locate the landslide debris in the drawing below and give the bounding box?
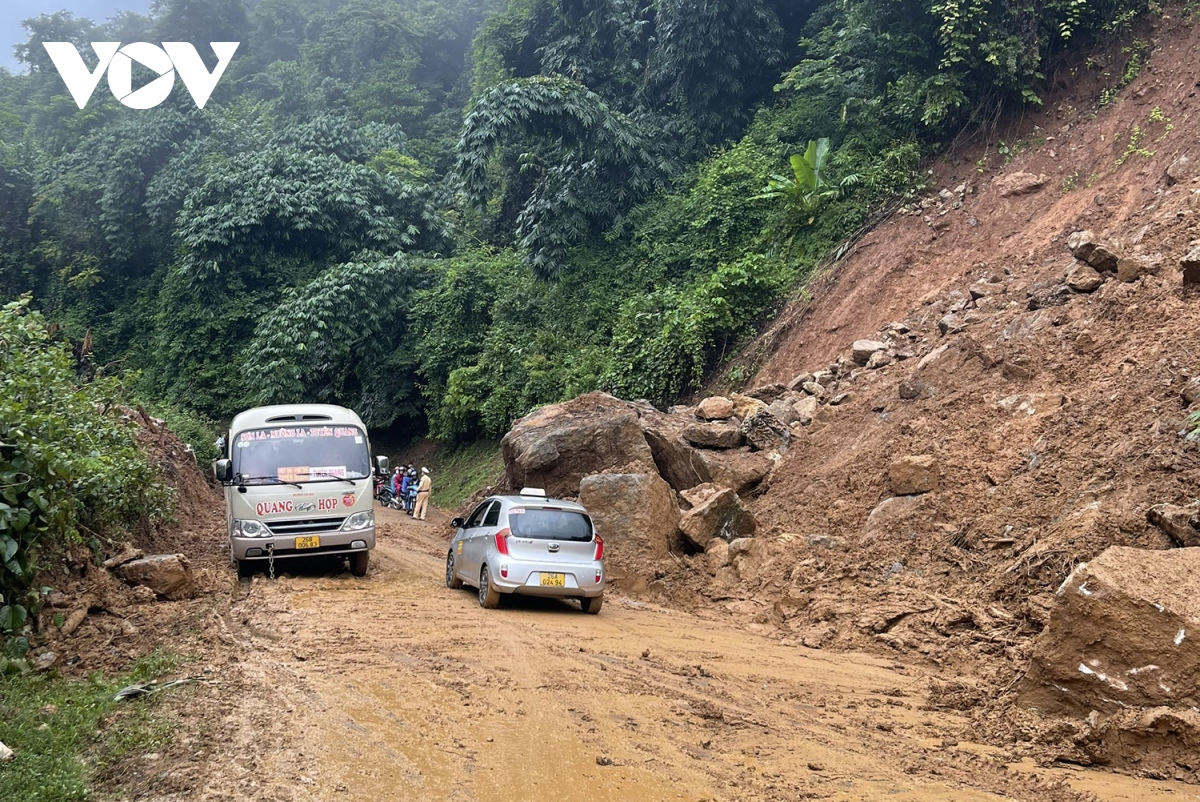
[487,11,1200,782]
[33,411,225,677]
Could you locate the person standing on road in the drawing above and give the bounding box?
[406,467,418,513]
[413,467,432,521]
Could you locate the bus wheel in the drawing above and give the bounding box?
[349,551,370,577]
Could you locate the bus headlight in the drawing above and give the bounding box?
[343,511,374,531]
[234,519,268,537]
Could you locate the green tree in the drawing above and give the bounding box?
[754,138,861,226]
[456,75,674,277]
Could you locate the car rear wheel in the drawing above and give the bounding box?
[580,594,603,615]
[349,550,370,577]
[445,551,463,589]
[478,566,501,609]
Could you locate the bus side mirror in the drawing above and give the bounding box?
[450,517,464,529]
[375,455,389,475]
[214,458,232,483]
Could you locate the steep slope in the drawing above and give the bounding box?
[748,13,1195,380]
[696,6,1200,772]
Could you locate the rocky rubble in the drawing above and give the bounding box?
[497,387,807,586]
[489,91,1200,778]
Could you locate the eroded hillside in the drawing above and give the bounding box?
[487,8,1200,784]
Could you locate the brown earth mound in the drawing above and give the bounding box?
[33,411,226,677]
[488,9,1200,781]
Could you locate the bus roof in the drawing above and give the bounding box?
[230,404,367,433]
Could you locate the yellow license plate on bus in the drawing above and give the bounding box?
[295,536,320,549]
[540,573,565,587]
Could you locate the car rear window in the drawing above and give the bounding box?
[508,508,593,541]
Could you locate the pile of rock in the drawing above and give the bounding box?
[500,392,775,585]
[1065,229,1166,287]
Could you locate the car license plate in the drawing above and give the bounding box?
[295,536,320,549]
[540,572,565,587]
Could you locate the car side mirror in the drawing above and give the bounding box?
[450,517,464,529]
[214,458,232,483]
[375,455,389,475]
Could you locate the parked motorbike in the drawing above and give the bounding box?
[374,478,403,510]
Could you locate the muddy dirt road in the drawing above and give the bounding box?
[191,509,1199,802]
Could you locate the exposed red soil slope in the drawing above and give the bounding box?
[750,13,1199,382]
[646,8,1200,777]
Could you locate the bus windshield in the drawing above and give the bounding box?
[232,425,370,484]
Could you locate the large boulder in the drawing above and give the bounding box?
[863,495,927,540]
[579,473,678,562]
[888,455,939,495]
[741,410,789,452]
[766,397,798,426]
[704,538,731,574]
[1020,546,1200,716]
[1066,230,1121,272]
[682,421,744,450]
[116,554,194,600]
[1065,263,1103,293]
[994,172,1046,197]
[680,482,719,508]
[502,392,654,497]
[730,393,767,420]
[792,396,820,426]
[1182,246,1200,286]
[637,408,711,492]
[696,449,773,495]
[696,396,735,420]
[851,339,888,366]
[728,537,766,583]
[744,383,788,403]
[678,488,756,549]
[1116,254,1161,283]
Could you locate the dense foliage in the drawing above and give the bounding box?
[0,0,1153,450]
[0,297,169,665]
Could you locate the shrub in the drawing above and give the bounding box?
[0,297,170,662]
[602,254,791,403]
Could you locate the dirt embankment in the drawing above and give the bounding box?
[653,5,1200,777]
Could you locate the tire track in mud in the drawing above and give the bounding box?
[204,509,1171,802]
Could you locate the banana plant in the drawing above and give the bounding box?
[754,137,860,225]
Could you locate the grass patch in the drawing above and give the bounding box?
[0,652,176,802]
[429,440,503,510]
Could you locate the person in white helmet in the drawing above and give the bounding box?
[413,467,432,521]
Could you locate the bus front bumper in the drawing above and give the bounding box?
[232,527,375,561]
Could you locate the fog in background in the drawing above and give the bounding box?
[2,0,152,71]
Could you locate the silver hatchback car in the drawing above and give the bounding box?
[445,488,605,613]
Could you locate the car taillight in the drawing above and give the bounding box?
[593,535,604,561]
[495,528,511,556]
